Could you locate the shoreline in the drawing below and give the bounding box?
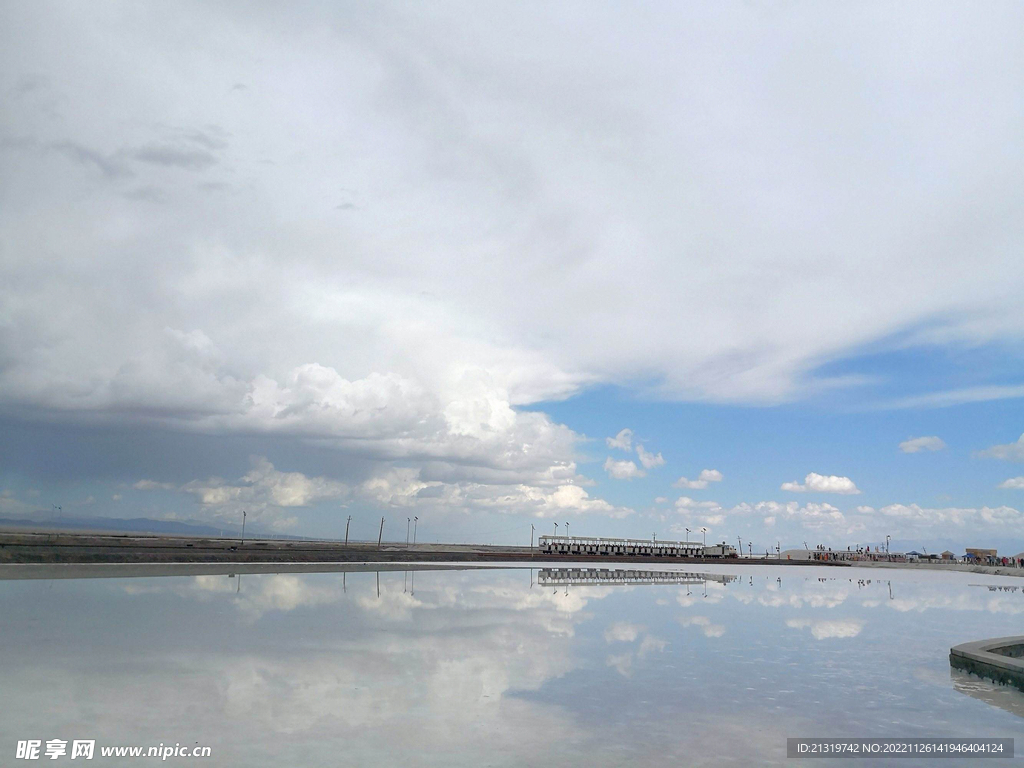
[3,531,1021,577]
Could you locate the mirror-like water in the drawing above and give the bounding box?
[3,563,1024,766]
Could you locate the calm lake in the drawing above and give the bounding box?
[3,563,1024,765]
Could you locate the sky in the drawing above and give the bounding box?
[1,1,1023,553]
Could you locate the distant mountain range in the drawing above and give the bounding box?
[0,515,259,538]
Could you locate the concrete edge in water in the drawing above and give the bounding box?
[950,636,1024,691]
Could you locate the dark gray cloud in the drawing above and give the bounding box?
[132,143,218,170]
[50,140,133,178]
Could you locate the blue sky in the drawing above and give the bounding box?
[1,1,1023,554]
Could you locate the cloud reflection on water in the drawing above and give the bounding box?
[3,565,1024,765]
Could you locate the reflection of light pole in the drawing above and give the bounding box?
[345,515,351,545]
[413,517,418,544]
[241,510,246,545]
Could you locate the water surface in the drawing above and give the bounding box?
[3,563,1024,765]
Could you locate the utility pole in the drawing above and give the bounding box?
[531,523,535,548]
[737,536,742,556]
[241,510,247,545]
[378,517,385,548]
[345,515,351,545]
[413,517,418,544]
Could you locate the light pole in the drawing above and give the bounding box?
[378,517,385,548]
[777,541,781,559]
[701,526,707,558]
[407,517,411,545]
[413,517,418,544]
[554,522,558,537]
[565,521,569,540]
[685,527,691,556]
[531,523,535,548]
[886,535,891,561]
[748,543,752,558]
[241,510,246,545]
[345,515,351,545]
[737,536,742,556]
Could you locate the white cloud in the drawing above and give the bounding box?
[786,618,864,640]
[3,6,1024,426]
[673,469,723,489]
[781,472,861,495]
[752,501,845,527]
[1000,477,1024,490]
[637,635,667,657]
[606,429,633,451]
[899,436,946,453]
[603,457,644,481]
[882,385,1024,410]
[636,444,665,470]
[469,482,635,519]
[177,456,350,528]
[605,653,633,678]
[134,479,176,491]
[674,497,722,511]
[603,621,644,643]
[361,468,439,507]
[981,434,1024,462]
[678,615,725,638]
[876,503,1022,526]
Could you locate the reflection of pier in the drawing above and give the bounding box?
[537,567,737,587]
